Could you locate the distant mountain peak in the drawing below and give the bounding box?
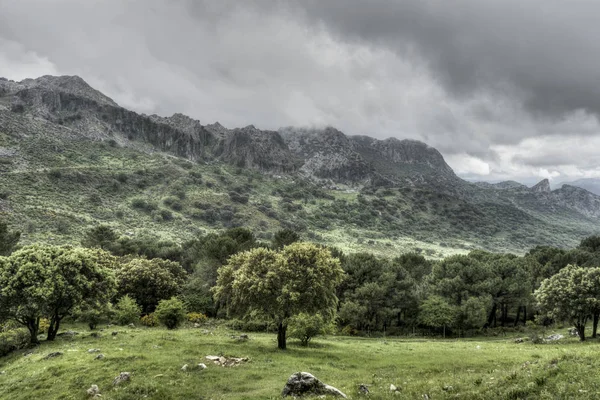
[531,178,551,193]
[26,75,118,107]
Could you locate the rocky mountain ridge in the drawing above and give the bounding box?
[2,74,600,253]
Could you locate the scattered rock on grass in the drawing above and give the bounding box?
[94,354,105,360]
[113,372,131,386]
[514,338,524,343]
[281,372,347,398]
[87,384,101,397]
[181,364,188,371]
[205,355,248,367]
[546,334,564,341]
[43,352,63,360]
[198,363,207,370]
[358,384,369,394]
[88,349,101,353]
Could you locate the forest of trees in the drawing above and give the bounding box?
[3,220,600,355]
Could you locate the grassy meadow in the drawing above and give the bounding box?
[1,323,600,399]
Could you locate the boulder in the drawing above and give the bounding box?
[198,363,207,369]
[88,349,101,353]
[113,372,131,386]
[94,354,105,360]
[546,334,564,341]
[282,372,347,398]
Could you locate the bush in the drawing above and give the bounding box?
[140,313,159,327]
[186,312,208,324]
[288,313,330,346]
[115,295,142,325]
[155,297,187,329]
[131,197,158,212]
[0,328,30,357]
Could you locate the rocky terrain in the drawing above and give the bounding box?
[1,74,600,255]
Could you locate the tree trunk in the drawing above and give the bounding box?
[514,306,522,327]
[443,324,446,339]
[577,323,586,341]
[277,322,287,350]
[26,317,40,345]
[487,303,497,327]
[593,313,599,339]
[523,306,527,324]
[47,316,61,341]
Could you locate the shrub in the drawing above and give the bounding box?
[140,313,159,327]
[186,312,208,324]
[131,197,158,212]
[288,313,330,346]
[155,297,186,329]
[0,328,29,357]
[115,295,142,325]
[229,191,249,204]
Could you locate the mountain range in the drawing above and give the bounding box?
[1,75,599,256]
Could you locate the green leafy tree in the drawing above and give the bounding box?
[418,295,457,338]
[271,229,300,250]
[116,258,186,313]
[115,295,142,325]
[0,221,20,256]
[535,265,600,341]
[154,297,187,329]
[81,225,118,251]
[0,245,116,343]
[213,242,344,349]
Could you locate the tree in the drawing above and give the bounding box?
[0,221,20,256]
[418,296,457,338]
[154,297,187,329]
[81,225,118,251]
[535,265,600,341]
[0,245,116,343]
[213,242,344,349]
[271,229,300,250]
[116,258,186,313]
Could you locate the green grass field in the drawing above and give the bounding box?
[1,323,600,399]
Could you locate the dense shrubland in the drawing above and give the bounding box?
[2,219,600,357]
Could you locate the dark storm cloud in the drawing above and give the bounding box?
[289,0,600,118]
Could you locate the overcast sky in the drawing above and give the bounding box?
[2,0,600,184]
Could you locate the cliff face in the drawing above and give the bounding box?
[279,127,373,182]
[215,125,297,173]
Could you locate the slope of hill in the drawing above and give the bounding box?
[1,75,599,257]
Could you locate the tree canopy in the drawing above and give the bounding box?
[0,245,116,343]
[213,242,344,349]
[535,265,600,341]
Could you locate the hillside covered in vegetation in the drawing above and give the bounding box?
[1,75,600,257]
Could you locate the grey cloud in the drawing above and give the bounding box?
[289,0,600,118]
[1,0,600,184]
